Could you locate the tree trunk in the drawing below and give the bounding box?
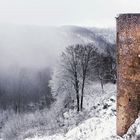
[76,93,80,112]
[100,78,104,93]
[75,72,80,112]
[80,77,85,111]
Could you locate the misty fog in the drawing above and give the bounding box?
[0,24,66,71]
[0,22,117,140]
[0,23,115,111]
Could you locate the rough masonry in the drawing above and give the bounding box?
[117,14,140,136]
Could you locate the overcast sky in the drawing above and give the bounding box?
[0,0,140,27]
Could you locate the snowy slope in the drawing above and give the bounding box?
[24,83,140,140]
[24,84,120,140]
[89,27,115,44]
[24,96,119,140]
[2,83,140,140]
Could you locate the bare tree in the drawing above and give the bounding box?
[96,53,105,92]
[79,44,97,111]
[95,46,116,92]
[61,46,80,112]
[61,44,97,111]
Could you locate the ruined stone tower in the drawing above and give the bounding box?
[117,14,140,136]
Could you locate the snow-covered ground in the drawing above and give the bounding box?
[24,84,120,140]
[25,96,118,140]
[1,83,140,140]
[24,83,140,140]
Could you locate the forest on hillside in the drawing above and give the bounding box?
[0,26,117,140]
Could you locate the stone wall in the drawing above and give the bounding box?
[117,14,140,136]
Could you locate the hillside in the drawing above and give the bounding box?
[24,83,140,140]
[0,25,116,140]
[24,83,117,140]
[0,25,115,70]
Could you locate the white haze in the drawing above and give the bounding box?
[0,24,66,71]
[0,25,77,72]
[0,24,115,75]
